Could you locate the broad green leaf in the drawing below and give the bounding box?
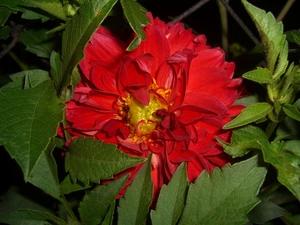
[259,141,300,200]
[283,104,300,122]
[60,175,91,195]
[118,157,153,225]
[223,102,273,129]
[242,0,287,76]
[243,67,272,83]
[151,163,188,225]
[0,25,12,40]
[1,70,50,90]
[27,0,68,21]
[28,138,62,200]
[218,125,268,157]
[120,0,149,41]
[0,209,67,225]
[20,29,59,58]
[0,186,51,213]
[179,155,267,225]
[79,175,128,225]
[60,0,118,92]
[247,199,289,224]
[0,7,11,26]
[0,81,64,180]
[66,137,145,184]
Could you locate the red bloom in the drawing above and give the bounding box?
[65,13,244,198]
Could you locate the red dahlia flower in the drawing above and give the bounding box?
[65,13,244,198]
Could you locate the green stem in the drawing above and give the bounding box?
[60,196,80,224]
[217,0,228,54]
[63,107,70,141]
[265,121,278,139]
[1,43,28,71]
[276,0,295,22]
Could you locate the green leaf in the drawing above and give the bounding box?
[26,0,68,21]
[0,0,30,12]
[223,102,273,129]
[242,0,287,76]
[178,155,267,225]
[1,70,50,90]
[275,115,300,141]
[151,163,188,225]
[0,25,12,40]
[247,199,289,224]
[0,209,67,225]
[127,36,142,51]
[259,141,300,200]
[50,51,63,93]
[282,214,300,225]
[0,80,64,180]
[66,137,145,184]
[283,104,300,122]
[118,156,153,225]
[60,0,118,92]
[218,125,268,158]
[28,138,62,200]
[273,41,289,79]
[79,175,128,225]
[0,7,12,26]
[286,30,300,47]
[60,174,91,195]
[120,0,149,41]
[20,29,59,58]
[102,200,116,225]
[242,67,272,83]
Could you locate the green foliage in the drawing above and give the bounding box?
[78,175,128,225]
[219,125,268,157]
[120,0,150,50]
[60,175,91,195]
[65,137,145,184]
[60,0,118,93]
[20,28,59,58]
[178,155,267,225]
[259,141,300,200]
[118,157,153,225]
[0,7,12,26]
[0,80,63,180]
[242,0,288,77]
[151,163,188,225]
[243,67,272,83]
[223,103,273,129]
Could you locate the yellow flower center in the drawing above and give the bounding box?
[125,93,167,136]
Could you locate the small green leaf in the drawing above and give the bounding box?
[60,175,91,195]
[118,156,153,225]
[234,94,260,107]
[275,115,300,141]
[283,104,300,122]
[223,102,273,129]
[20,29,59,58]
[1,70,50,90]
[151,163,188,225]
[0,7,11,26]
[286,30,300,47]
[178,155,267,225]
[120,0,149,41]
[102,200,116,225]
[247,199,289,224]
[27,0,68,21]
[60,0,118,92]
[258,141,300,200]
[0,209,67,225]
[273,41,289,79]
[127,36,142,51]
[218,125,268,158]
[242,0,287,75]
[50,51,63,93]
[66,137,145,184]
[28,139,62,200]
[0,81,64,180]
[243,67,272,83]
[79,175,127,225]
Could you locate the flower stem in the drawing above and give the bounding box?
[217,0,229,54]
[60,196,80,224]
[276,0,295,22]
[265,121,278,139]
